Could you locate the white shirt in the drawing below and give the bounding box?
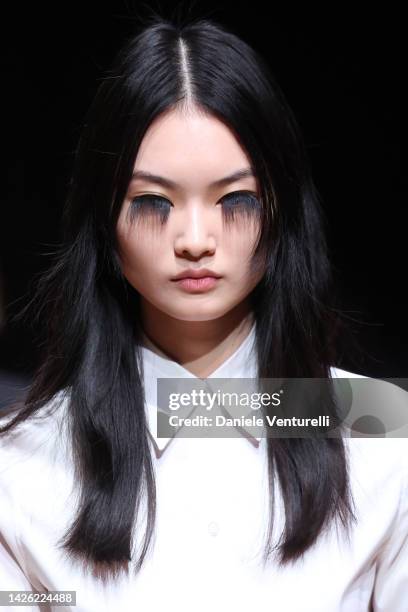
[0,324,407,611]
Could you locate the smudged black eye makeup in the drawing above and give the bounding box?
[127,194,172,226]
[219,190,262,225]
[126,190,261,227]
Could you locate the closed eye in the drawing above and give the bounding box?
[218,190,259,206]
[131,194,172,208]
[131,190,259,208]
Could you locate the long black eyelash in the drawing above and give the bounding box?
[220,191,262,225]
[128,190,261,226]
[128,194,171,225]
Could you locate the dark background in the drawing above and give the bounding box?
[1,2,406,392]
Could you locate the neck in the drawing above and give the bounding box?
[140,298,255,378]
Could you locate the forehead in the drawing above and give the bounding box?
[132,108,256,192]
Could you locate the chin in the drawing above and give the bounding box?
[166,304,232,322]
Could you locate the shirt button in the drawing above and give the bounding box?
[208,521,219,536]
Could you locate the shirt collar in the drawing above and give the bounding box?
[140,323,261,458]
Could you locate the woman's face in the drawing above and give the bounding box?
[116,107,265,323]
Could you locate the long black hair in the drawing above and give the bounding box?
[1,10,360,582]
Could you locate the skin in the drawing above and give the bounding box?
[116,105,265,378]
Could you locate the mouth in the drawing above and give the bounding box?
[171,276,221,292]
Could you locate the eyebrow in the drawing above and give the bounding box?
[130,167,256,189]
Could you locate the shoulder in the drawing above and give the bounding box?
[330,365,408,438]
[330,365,367,378]
[329,366,408,498]
[345,435,408,540]
[0,390,71,496]
[0,391,75,570]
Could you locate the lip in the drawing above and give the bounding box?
[173,276,221,292]
[171,268,222,280]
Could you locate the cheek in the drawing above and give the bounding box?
[224,223,260,264]
[116,226,162,282]
[117,210,165,258]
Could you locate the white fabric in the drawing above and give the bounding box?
[0,324,407,611]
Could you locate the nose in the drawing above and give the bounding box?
[174,203,216,259]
